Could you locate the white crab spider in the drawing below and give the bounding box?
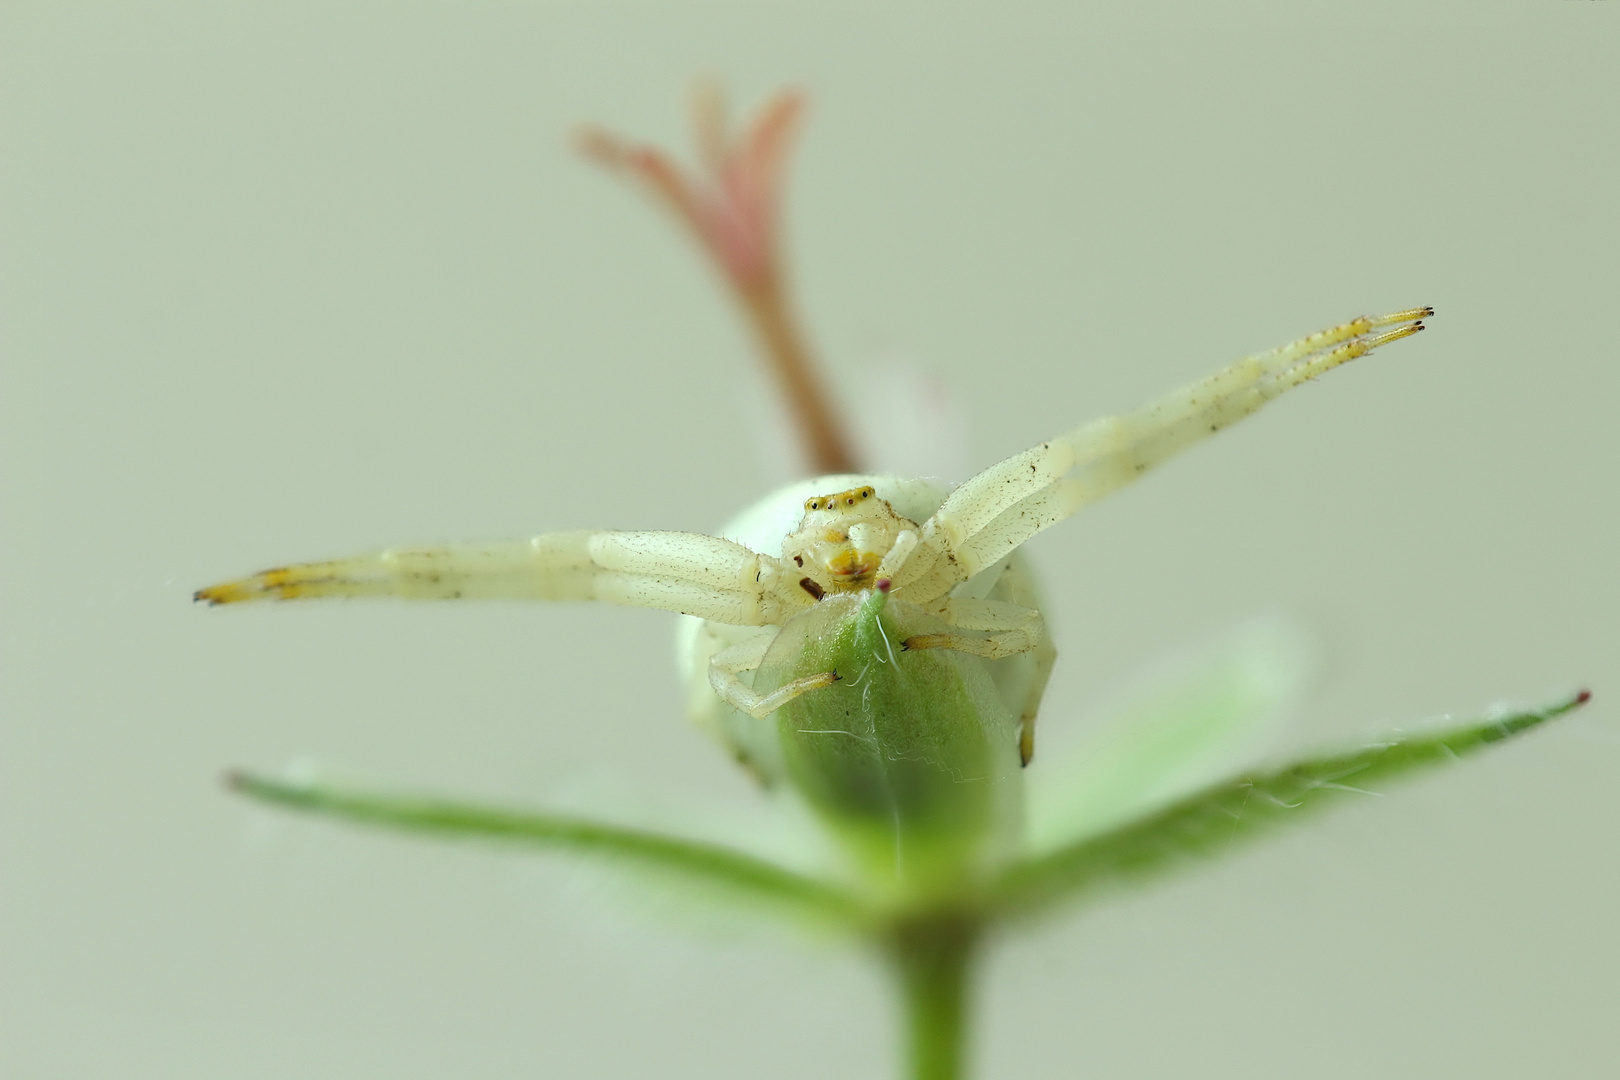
[199,308,1430,779]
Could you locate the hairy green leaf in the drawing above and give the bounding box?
[994,691,1590,918]
[228,771,862,924]
[1027,618,1309,854]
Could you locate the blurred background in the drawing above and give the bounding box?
[4,3,1616,1077]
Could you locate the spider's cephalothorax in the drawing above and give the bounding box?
[780,485,919,597]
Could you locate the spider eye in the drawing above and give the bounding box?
[860,488,872,499]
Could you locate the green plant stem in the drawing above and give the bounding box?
[737,276,857,475]
[887,915,981,1080]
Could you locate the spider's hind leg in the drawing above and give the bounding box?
[708,632,840,721]
[901,596,1050,764]
[1016,633,1056,767]
[902,597,1045,660]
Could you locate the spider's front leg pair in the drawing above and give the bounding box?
[890,307,1433,601]
[198,307,1430,768]
[195,524,846,717]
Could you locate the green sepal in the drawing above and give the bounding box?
[228,771,863,925]
[992,690,1591,919]
[758,587,1022,899]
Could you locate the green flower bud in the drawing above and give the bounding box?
[753,582,1023,900]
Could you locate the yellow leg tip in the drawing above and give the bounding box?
[1372,306,1435,327]
[194,568,297,605]
[194,581,249,605]
[1365,321,1426,350]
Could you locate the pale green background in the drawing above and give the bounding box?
[4,3,1617,1078]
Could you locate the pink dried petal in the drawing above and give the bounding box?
[579,89,805,293]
